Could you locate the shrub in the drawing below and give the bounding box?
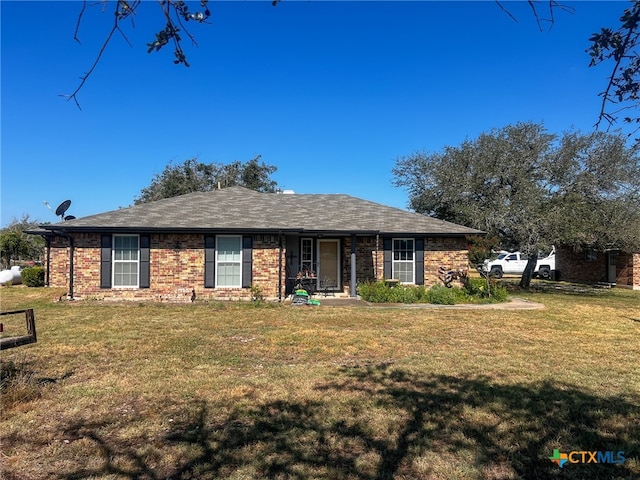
[463,277,509,303]
[20,267,45,287]
[250,283,264,302]
[359,279,509,305]
[360,282,456,304]
[487,281,509,302]
[426,284,469,305]
[358,281,396,303]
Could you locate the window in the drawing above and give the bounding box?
[216,236,242,287]
[585,249,598,262]
[393,238,415,283]
[113,235,139,287]
[301,238,313,274]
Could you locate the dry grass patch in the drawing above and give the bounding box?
[1,285,638,479]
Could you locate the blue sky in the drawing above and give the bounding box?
[0,1,627,226]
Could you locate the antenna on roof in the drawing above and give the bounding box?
[55,200,76,222]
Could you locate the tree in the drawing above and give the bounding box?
[0,231,30,270]
[587,0,640,136]
[135,155,279,204]
[392,123,640,288]
[0,215,45,269]
[545,130,640,252]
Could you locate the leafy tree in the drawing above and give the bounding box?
[466,234,500,268]
[546,130,640,252]
[392,123,640,288]
[0,231,30,270]
[135,155,279,204]
[0,215,46,269]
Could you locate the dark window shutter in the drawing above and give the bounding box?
[242,235,253,288]
[100,235,112,288]
[415,238,424,285]
[139,235,150,288]
[383,237,392,280]
[204,235,215,288]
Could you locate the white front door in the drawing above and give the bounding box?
[318,240,340,291]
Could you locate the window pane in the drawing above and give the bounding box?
[393,262,414,283]
[114,262,138,287]
[114,236,139,261]
[218,237,241,262]
[217,262,240,286]
[302,239,313,263]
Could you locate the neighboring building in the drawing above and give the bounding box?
[34,187,482,301]
[556,246,640,290]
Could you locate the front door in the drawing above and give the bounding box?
[318,240,340,291]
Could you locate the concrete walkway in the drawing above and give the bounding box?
[312,296,545,310]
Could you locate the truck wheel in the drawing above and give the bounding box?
[538,266,551,280]
[489,267,503,279]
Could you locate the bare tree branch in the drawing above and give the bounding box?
[588,1,640,136]
[496,1,574,31]
[63,0,210,108]
[73,0,87,45]
[61,3,122,109]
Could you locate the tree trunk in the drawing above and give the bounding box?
[519,254,538,288]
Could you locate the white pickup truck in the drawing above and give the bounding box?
[481,249,556,279]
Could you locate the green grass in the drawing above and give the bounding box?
[1,285,639,479]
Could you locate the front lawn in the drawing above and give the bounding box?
[1,286,639,479]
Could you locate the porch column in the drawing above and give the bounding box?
[350,234,357,297]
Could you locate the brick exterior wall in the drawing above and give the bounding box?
[556,246,607,284]
[556,246,640,289]
[616,252,640,290]
[341,236,469,293]
[252,234,284,299]
[47,233,470,301]
[423,237,469,288]
[47,233,288,302]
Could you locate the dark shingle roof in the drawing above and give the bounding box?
[41,186,482,236]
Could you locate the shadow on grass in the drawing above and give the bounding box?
[50,364,639,480]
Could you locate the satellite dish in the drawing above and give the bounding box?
[64,215,76,221]
[55,200,71,217]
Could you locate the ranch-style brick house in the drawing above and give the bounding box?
[36,187,482,301]
[556,246,640,290]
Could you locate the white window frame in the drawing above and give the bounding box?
[216,235,243,288]
[301,237,314,275]
[112,234,140,288]
[393,238,415,284]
